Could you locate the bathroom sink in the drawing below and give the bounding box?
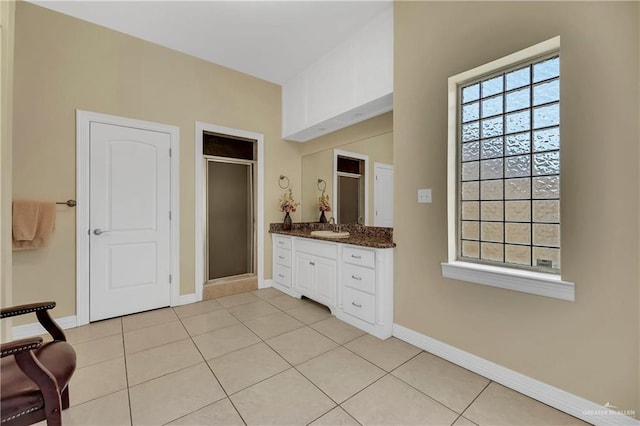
[310,230,350,239]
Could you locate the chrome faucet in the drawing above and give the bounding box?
[328,217,337,232]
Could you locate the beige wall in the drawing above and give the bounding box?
[1,0,15,340]
[394,1,639,414]
[11,2,301,324]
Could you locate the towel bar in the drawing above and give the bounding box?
[56,200,76,207]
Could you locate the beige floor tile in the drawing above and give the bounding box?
[230,369,335,425]
[64,318,122,345]
[124,320,189,354]
[243,311,304,340]
[342,374,458,426]
[62,390,130,426]
[267,294,308,310]
[345,335,421,371]
[167,399,244,426]
[311,317,366,344]
[228,300,280,322]
[129,363,225,426]
[180,309,239,337]
[285,301,332,325]
[122,308,178,332]
[463,382,589,425]
[208,342,290,394]
[392,352,490,413]
[126,338,203,386]
[192,322,260,360]
[310,407,360,426]
[215,291,261,308]
[298,346,385,403]
[69,357,127,407]
[252,287,285,300]
[453,416,478,426]
[173,299,223,319]
[266,327,337,365]
[73,334,124,368]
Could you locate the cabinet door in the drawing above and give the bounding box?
[294,253,314,295]
[314,257,337,308]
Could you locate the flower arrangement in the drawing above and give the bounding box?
[279,188,299,213]
[318,191,331,212]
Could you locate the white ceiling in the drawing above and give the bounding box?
[30,0,392,85]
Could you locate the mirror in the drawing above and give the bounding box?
[301,131,393,225]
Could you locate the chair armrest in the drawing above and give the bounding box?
[14,345,63,420]
[1,302,56,319]
[1,337,43,358]
[1,301,66,342]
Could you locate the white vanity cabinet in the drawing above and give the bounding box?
[294,238,338,309]
[336,246,393,339]
[294,252,337,310]
[271,233,394,339]
[272,235,294,295]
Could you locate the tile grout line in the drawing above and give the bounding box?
[175,306,249,426]
[382,349,473,418]
[458,380,492,424]
[120,319,134,426]
[221,295,350,421]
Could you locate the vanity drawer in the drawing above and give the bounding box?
[342,263,375,295]
[295,238,338,260]
[343,246,375,268]
[273,263,291,288]
[274,247,291,267]
[343,287,375,324]
[273,235,292,250]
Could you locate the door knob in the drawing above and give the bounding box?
[93,228,109,235]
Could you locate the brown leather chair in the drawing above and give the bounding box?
[1,302,76,426]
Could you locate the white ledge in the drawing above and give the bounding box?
[441,261,575,301]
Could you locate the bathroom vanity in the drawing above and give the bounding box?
[270,224,394,339]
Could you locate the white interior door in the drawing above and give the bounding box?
[374,163,394,227]
[89,122,171,321]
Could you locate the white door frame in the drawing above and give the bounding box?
[194,122,264,301]
[373,162,394,227]
[333,149,369,225]
[76,110,180,326]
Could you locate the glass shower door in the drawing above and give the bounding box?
[207,160,254,280]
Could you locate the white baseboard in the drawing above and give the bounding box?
[393,324,638,426]
[173,293,198,306]
[261,279,274,289]
[12,315,77,340]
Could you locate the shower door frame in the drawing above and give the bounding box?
[204,155,256,282]
[194,122,264,302]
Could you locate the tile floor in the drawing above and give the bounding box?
[41,288,589,426]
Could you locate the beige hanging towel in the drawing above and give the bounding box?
[12,201,56,250]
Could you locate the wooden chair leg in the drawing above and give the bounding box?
[61,386,70,410]
[14,350,63,426]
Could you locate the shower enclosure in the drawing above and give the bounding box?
[204,132,256,281]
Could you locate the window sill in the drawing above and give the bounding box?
[441,261,575,301]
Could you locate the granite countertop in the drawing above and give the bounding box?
[269,222,396,248]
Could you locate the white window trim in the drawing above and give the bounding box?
[442,36,575,302]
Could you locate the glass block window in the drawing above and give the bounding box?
[458,55,560,273]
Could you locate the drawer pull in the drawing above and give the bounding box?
[278,241,284,245]
[351,254,362,259]
[351,302,362,308]
[278,256,285,259]
[309,261,315,266]
[278,274,285,278]
[351,275,362,281]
